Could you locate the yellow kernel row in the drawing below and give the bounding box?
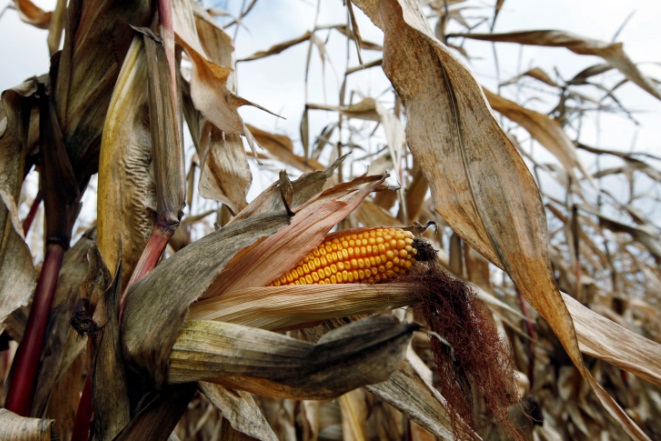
[269,227,418,286]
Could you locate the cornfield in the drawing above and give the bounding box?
[0,0,660,440]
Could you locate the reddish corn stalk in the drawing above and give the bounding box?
[5,244,65,416]
[22,193,42,236]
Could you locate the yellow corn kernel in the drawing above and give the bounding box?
[268,227,430,286]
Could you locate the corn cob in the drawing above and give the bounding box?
[269,227,433,286]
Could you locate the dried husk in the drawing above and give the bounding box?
[122,174,388,386]
[122,214,288,387]
[168,316,417,400]
[96,37,155,286]
[188,283,418,330]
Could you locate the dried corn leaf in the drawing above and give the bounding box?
[179,11,251,214]
[97,38,155,285]
[168,316,417,400]
[0,409,55,440]
[566,293,661,385]
[0,80,38,337]
[238,31,313,62]
[308,98,380,122]
[484,88,592,184]
[352,1,649,438]
[14,0,52,29]
[199,382,278,441]
[451,30,661,100]
[188,283,418,329]
[231,158,342,223]
[367,360,457,440]
[198,125,251,214]
[581,205,661,260]
[182,86,251,215]
[173,0,254,142]
[246,124,324,173]
[502,67,559,88]
[54,0,152,172]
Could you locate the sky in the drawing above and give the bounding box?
[0,0,659,226]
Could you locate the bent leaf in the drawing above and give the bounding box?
[450,30,661,100]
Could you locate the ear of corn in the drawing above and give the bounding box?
[269,227,425,286]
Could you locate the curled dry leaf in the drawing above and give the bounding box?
[0,79,38,337]
[168,316,418,400]
[246,124,325,173]
[352,0,650,438]
[238,30,314,62]
[13,0,52,29]
[179,10,252,214]
[97,37,155,286]
[173,0,258,152]
[198,126,251,214]
[502,67,560,88]
[450,30,661,100]
[230,155,344,223]
[0,409,56,441]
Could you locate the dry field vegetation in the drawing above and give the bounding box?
[0,0,660,440]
